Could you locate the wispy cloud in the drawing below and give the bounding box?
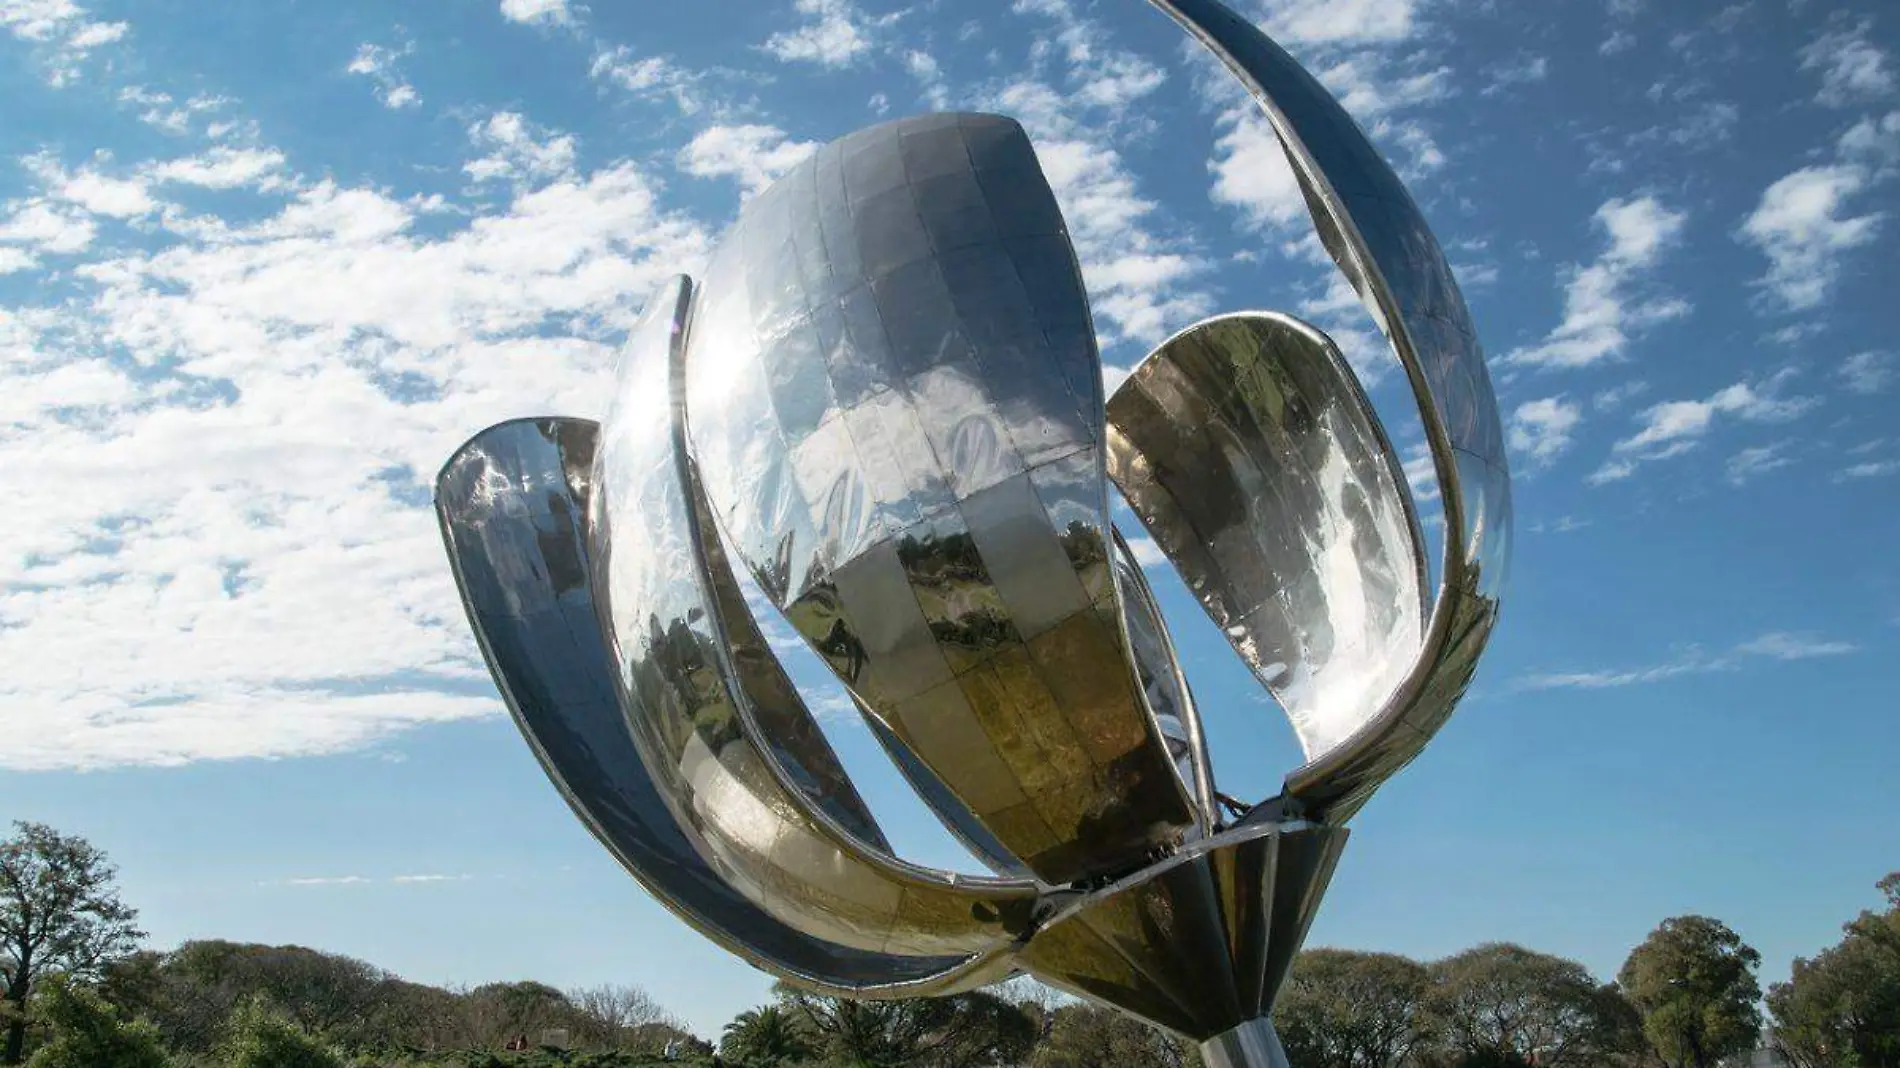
[264,873,477,888]
[1799,17,1894,108]
[1591,370,1818,483]
[1839,351,1894,395]
[763,0,884,68]
[1506,197,1689,370]
[677,125,819,198]
[347,42,420,110]
[1508,397,1583,467]
[1515,631,1860,691]
[498,0,573,28]
[1725,441,1795,486]
[1739,165,1881,313]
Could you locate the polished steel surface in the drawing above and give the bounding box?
[1019,822,1346,1040]
[1108,312,1426,768]
[587,275,1038,958]
[436,0,1512,1055]
[1201,1018,1293,1068]
[1140,0,1513,823]
[680,113,1196,883]
[435,418,998,997]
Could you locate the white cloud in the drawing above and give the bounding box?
[1800,18,1894,108]
[763,0,879,68]
[347,42,422,110]
[1124,534,1169,569]
[677,125,819,197]
[1840,350,1895,394]
[1839,459,1900,480]
[1252,0,1422,47]
[1515,631,1858,690]
[0,0,127,84]
[1483,54,1548,96]
[498,0,571,27]
[0,115,713,771]
[1726,442,1794,486]
[1739,165,1881,312]
[149,145,289,191]
[1839,111,1900,171]
[590,48,706,115]
[1597,370,1819,481]
[1735,632,1858,660]
[1506,196,1690,369]
[0,200,98,254]
[1507,397,1582,466]
[464,112,576,186]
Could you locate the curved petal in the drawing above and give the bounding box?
[681,113,1196,883]
[1143,0,1513,820]
[1107,312,1426,768]
[588,275,1040,958]
[435,417,992,997]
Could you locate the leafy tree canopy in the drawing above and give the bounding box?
[0,822,142,1066]
[1618,915,1763,1068]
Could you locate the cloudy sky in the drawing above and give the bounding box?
[2,0,1896,1040]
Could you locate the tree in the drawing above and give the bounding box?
[1427,943,1644,1068]
[721,1005,815,1067]
[567,983,681,1051]
[20,976,169,1068]
[1030,1003,1198,1068]
[216,998,343,1068]
[1275,949,1433,1068]
[1768,873,1900,1068]
[778,984,1037,1068]
[1619,916,1763,1068]
[0,823,143,1065]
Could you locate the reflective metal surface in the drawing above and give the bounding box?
[588,275,1038,958]
[1107,312,1426,770]
[1139,0,1513,823]
[436,0,1513,1059]
[1019,822,1346,1040]
[1201,1018,1293,1068]
[681,113,1196,884]
[435,418,998,997]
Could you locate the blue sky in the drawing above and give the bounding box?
[2,0,1897,1041]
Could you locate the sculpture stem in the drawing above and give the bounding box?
[1199,1017,1291,1068]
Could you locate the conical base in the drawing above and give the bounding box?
[1200,1018,1290,1068]
[1018,822,1346,1040]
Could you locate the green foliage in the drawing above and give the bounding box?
[775,983,1036,1068]
[0,822,144,1065]
[1426,942,1644,1068]
[721,1005,815,1067]
[20,976,170,1068]
[216,998,344,1068]
[1275,949,1432,1068]
[1029,1003,1196,1068]
[1767,872,1900,1068]
[1617,916,1763,1068]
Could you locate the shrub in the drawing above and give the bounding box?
[24,975,172,1068]
[216,998,344,1068]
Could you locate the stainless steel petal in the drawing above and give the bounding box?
[1018,822,1347,1040]
[1142,0,1514,819]
[435,417,995,997]
[1106,312,1426,769]
[588,275,1040,958]
[683,113,1195,884]
[1110,526,1217,832]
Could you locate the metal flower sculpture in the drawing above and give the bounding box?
[435,1,1510,1065]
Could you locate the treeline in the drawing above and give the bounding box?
[3,822,1894,1067]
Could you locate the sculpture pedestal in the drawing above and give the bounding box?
[1200,1018,1290,1068]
